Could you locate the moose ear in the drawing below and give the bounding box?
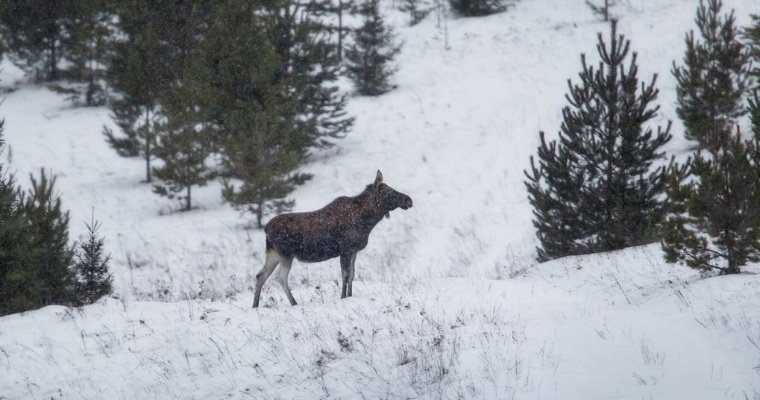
[374,170,383,186]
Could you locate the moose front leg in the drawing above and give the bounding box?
[340,254,351,298]
[347,252,357,297]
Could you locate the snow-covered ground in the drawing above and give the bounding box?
[1,0,760,398]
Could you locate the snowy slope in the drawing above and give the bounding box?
[1,0,760,398]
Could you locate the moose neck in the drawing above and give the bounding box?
[355,188,387,233]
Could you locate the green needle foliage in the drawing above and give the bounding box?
[450,0,510,17]
[103,1,174,183]
[346,0,401,96]
[64,0,114,106]
[0,118,35,315]
[746,13,760,85]
[23,169,77,307]
[525,20,672,262]
[750,90,760,138]
[663,131,760,275]
[74,216,113,305]
[261,0,354,148]
[672,0,750,153]
[0,0,73,80]
[399,0,432,26]
[197,0,312,227]
[153,63,214,212]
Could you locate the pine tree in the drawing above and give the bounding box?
[346,0,401,96]
[525,20,672,261]
[104,1,212,179]
[0,21,5,61]
[525,132,586,261]
[0,118,36,315]
[153,65,214,212]
[259,0,354,148]
[0,172,34,315]
[149,1,211,69]
[449,0,509,17]
[200,0,312,227]
[0,0,74,80]
[585,0,614,22]
[750,89,760,138]
[399,0,432,26]
[662,131,760,275]
[74,216,112,305]
[306,0,355,61]
[103,3,172,183]
[63,0,115,106]
[672,0,750,153]
[23,169,76,307]
[746,14,760,84]
[1,120,98,314]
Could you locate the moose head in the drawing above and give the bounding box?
[367,170,413,219]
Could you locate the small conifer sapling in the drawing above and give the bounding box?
[74,214,113,305]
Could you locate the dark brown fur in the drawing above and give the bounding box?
[252,171,412,308]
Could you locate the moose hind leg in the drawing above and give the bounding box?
[253,250,280,308]
[276,256,297,306]
[340,254,350,299]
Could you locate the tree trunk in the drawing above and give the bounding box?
[725,257,741,274]
[86,81,95,107]
[256,204,264,229]
[86,58,96,106]
[145,142,152,183]
[185,185,192,212]
[145,110,152,183]
[49,37,58,80]
[338,0,344,61]
[724,237,741,274]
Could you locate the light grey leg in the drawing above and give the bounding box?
[253,250,280,308]
[276,256,297,306]
[340,254,350,299]
[347,253,357,297]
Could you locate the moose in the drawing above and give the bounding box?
[252,170,413,308]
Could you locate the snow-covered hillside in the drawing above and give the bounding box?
[1,0,760,398]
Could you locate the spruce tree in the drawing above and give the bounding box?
[0,0,73,80]
[200,0,312,227]
[662,131,760,275]
[103,4,172,183]
[23,169,76,307]
[153,65,213,212]
[74,216,112,305]
[449,0,509,17]
[346,0,401,96]
[672,0,750,152]
[525,20,672,261]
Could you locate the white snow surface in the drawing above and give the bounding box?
[2,0,760,398]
